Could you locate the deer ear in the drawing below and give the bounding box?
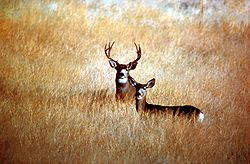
[109,60,118,68]
[146,78,155,89]
[127,62,138,70]
[128,76,137,87]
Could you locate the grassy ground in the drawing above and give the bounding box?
[0,1,249,163]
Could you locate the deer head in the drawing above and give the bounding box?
[104,42,141,84]
[128,76,155,100]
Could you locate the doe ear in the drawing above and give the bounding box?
[109,60,118,69]
[128,76,137,87]
[127,62,138,70]
[146,78,155,89]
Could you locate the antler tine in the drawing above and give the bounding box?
[133,43,141,63]
[104,41,115,60]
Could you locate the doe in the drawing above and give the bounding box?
[104,42,141,101]
[128,76,205,122]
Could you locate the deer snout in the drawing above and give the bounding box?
[136,88,146,99]
[119,72,125,77]
[118,69,128,78]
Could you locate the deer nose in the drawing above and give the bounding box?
[119,72,125,77]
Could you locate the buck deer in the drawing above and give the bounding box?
[104,42,141,101]
[128,77,205,122]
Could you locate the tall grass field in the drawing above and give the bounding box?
[0,0,249,163]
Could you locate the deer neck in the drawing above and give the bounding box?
[136,96,147,112]
[116,78,129,92]
[115,77,135,99]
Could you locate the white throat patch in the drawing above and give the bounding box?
[137,95,143,100]
[198,112,205,123]
[118,78,128,84]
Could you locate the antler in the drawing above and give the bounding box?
[104,41,116,61]
[133,43,141,63]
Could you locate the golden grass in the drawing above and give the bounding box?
[0,1,249,163]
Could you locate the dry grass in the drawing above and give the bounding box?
[0,0,250,163]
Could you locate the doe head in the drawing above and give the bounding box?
[128,76,155,100]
